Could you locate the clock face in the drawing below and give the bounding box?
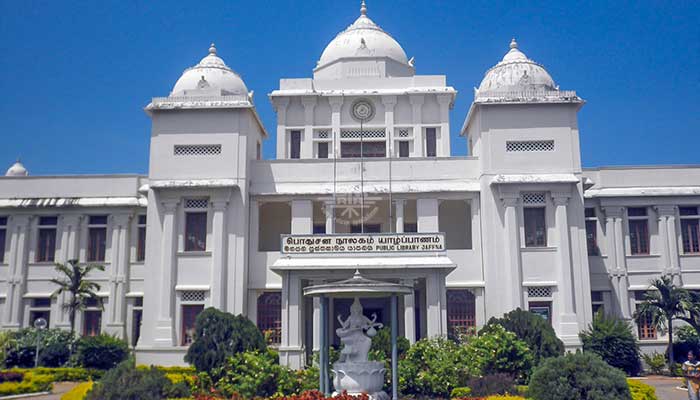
[351,99,375,122]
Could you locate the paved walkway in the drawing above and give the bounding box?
[636,376,687,400]
[15,382,79,400]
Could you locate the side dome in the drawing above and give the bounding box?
[316,1,412,74]
[171,44,248,96]
[5,160,28,177]
[478,39,556,92]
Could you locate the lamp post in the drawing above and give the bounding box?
[33,317,48,368]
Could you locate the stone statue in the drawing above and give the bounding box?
[332,297,388,400]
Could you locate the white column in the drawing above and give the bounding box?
[325,200,335,234]
[382,96,397,157]
[417,198,438,232]
[409,95,424,157]
[3,215,31,328]
[292,200,313,234]
[210,199,229,309]
[105,214,131,337]
[425,271,447,337]
[329,97,343,158]
[55,215,81,329]
[311,279,323,351]
[401,278,416,344]
[605,207,630,318]
[656,205,681,283]
[274,98,289,159]
[395,199,405,233]
[552,194,579,341]
[302,97,317,159]
[280,272,304,369]
[154,199,178,345]
[437,94,452,157]
[502,195,523,310]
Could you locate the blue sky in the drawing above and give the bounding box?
[0,0,698,175]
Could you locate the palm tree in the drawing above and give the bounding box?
[50,259,105,334]
[634,274,689,368]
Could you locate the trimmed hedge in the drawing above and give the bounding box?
[73,334,129,370]
[60,381,94,400]
[0,371,54,396]
[627,379,657,400]
[1,367,103,381]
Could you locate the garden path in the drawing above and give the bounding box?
[639,376,686,400]
[22,382,79,400]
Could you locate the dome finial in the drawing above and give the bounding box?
[209,43,217,55]
[510,38,518,49]
[360,0,367,16]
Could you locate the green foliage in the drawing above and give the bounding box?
[465,324,533,382]
[450,386,472,398]
[210,349,317,398]
[60,381,94,400]
[73,334,129,370]
[184,308,266,374]
[86,359,185,400]
[580,312,641,376]
[0,371,54,396]
[529,352,632,400]
[641,352,666,375]
[398,336,471,397]
[465,373,517,397]
[368,326,410,361]
[0,331,11,367]
[627,379,658,400]
[485,308,564,366]
[3,328,76,368]
[671,325,700,364]
[51,259,105,334]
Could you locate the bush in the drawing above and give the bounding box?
[641,352,666,375]
[86,359,185,400]
[465,324,533,382]
[73,334,129,370]
[0,371,23,383]
[184,308,266,374]
[451,386,472,398]
[60,381,93,400]
[485,308,564,366]
[580,312,641,376]
[465,373,517,397]
[671,326,700,364]
[0,371,54,396]
[368,326,410,361]
[529,352,632,400]
[627,379,657,400]
[398,337,471,397]
[3,328,76,368]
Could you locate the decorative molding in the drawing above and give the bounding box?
[654,205,677,216]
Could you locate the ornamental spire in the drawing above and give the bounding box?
[209,42,217,55]
[510,38,518,49]
[360,0,367,16]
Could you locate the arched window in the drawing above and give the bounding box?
[446,289,476,337]
[257,292,282,345]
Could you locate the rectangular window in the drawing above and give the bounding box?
[681,207,700,254]
[635,291,657,339]
[131,297,143,347]
[524,207,547,247]
[591,291,605,316]
[627,208,649,255]
[181,304,204,346]
[29,298,51,328]
[313,224,326,234]
[317,142,329,159]
[425,128,437,157]
[37,216,58,262]
[136,215,147,262]
[528,301,552,324]
[404,223,418,233]
[185,212,207,252]
[257,292,282,345]
[340,142,386,158]
[290,130,301,159]
[398,141,409,158]
[256,142,261,160]
[0,216,8,264]
[87,216,108,262]
[447,290,476,337]
[83,310,102,336]
[585,220,599,256]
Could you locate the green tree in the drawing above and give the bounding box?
[50,259,105,334]
[485,308,564,365]
[634,274,689,368]
[580,312,641,375]
[466,324,533,382]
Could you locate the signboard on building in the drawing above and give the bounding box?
[281,233,446,254]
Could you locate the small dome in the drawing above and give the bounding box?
[478,39,556,92]
[317,1,410,70]
[5,160,28,177]
[171,43,248,96]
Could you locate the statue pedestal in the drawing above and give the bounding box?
[332,361,388,400]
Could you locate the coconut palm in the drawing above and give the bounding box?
[50,259,105,334]
[634,274,689,367]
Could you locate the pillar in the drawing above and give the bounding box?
[382,96,397,157]
[105,214,131,337]
[154,199,178,345]
[280,272,304,369]
[329,97,343,158]
[55,215,81,329]
[409,95,424,157]
[324,200,335,234]
[401,279,416,344]
[437,94,452,156]
[502,194,523,310]
[292,200,313,234]
[656,205,681,284]
[210,199,229,309]
[604,207,630,318]
[302,97,317,159]
[3,215,31,328]
[552,193,579,342]
[425,271,447,337]
[417,198,438,232]
[395,200,405,233]
[274,98,289,159]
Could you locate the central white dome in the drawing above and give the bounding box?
[478,39,556,92]
[171,44,248,96]
[316,1,410,70]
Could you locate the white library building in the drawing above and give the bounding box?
[1,3,699,366]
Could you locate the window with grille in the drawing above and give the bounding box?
[506,140,555,152]
[340,129,385,139]
[181,304,204,346]
[447,290,476,337]
[290,131,301,159]
[257,292,282,345]
[87,215,108,262]
[136,215,146,262]
[585,208,600,256]
[37,216,58,262]
[522,193,546,205]
[527,286,553,299]
[524,207,547,247]
[315,130,330,139]
[627,207,649,255]
[681,206,700,254]
[397,128,411,138]
[173,144,221,156]
[0,216,6,264]
[425,128,437,157]
[184,199,208,209]
[181,290,206,302]
[340,142,386,158]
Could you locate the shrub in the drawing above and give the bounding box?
[641,352,666,375]
[627,379,657,400]
[580,312,641,376]
[529,352,632,400]
[451,386,472,398]
[73,334,129,370]
[184,308,266,374]
[0,371,24,383]
[86,359,184,400]
[671,326,700,364]
[465,324,533,382]
[0,371,54,396]
[368,326,410,361]
[485,308,564,366]
[398,336,471,397]
[465,373,517,397]
[60,381,93,400]
[3,328,76,368]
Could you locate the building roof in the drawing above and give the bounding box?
[5,160,28,177]
[171,43,248,97]
[478,39,556,93]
